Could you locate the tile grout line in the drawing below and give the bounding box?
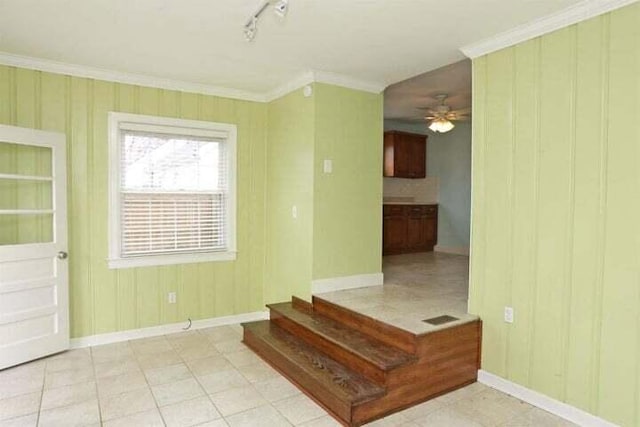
[196,327,280,425]
[89,346,103,427]
[35,363,45,427]
[168,329,222,426]
[96,340,160,426]
[189,327,300,425]
[136,336,169,427]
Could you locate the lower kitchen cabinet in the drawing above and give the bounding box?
[383,204,438,255]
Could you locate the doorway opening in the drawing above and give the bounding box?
[322,60,473,334]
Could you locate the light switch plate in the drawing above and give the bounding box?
[504,306,514,323]
[323,159,332,174]
[168,292,177,304]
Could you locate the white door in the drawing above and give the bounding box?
[0,124,68,370]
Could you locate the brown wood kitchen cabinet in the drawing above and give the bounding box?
[383,204,438,255]
[383,131,427,178]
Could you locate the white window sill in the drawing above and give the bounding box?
[108,251,237,269]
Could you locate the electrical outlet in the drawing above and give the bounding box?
[504,306,514,323]
[292,205,297,219]
[168,292,177,304]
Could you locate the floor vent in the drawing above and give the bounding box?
[423,315,459,325]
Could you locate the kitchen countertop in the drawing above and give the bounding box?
[383,201,438,205]
[383,197,437,205]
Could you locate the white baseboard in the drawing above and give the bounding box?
[312,273,384,294]
[434,245,470,255]
[478,370,617,427]
[70,311,269,349]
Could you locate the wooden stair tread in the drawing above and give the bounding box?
[268,302,416,370]
[243,320,385,405]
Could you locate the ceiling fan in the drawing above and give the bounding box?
[421,94,470,133]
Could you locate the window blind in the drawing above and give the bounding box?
[119,130,228,257]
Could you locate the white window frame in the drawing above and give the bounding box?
[107,112,237,269]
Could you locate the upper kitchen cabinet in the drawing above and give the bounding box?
[383,131,427,178]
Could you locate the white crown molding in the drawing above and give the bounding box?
[0,51,386,104]
[460,0,639,58]
[264,71,315,102]
[69,310,268,348]
[312,273,384,294]
[264,70,386,102]
[312,70,387,94]
[478,370,617,427]
[0,51,267,102]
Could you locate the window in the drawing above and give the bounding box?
[108,112,236,269]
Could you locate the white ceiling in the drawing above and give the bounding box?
[0,0,585,97]
[384,59,471,122]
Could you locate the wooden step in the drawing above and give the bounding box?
[243,297,482,426]
[242,320,385,424]
[268,302,415,384]
[312,295,417,354]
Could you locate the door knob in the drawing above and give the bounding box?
[57,251,68,260]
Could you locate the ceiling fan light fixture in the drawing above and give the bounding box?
[429,118,455,133]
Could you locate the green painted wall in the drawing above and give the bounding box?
[469,5,640,426]
[0,66,268,338]
[0,67,383,339]
[265,87,315,303]
[426,121,471,250]
[264,83,384,298]
[313,83,383,280]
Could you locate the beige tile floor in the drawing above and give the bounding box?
[319,252,478,334]
[0,253,575,426]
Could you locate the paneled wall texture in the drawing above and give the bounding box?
[265,86,315,304]
[0,69,384,341]
[469,4,640,426]
[313,83,383,280]
[0,66,268,338]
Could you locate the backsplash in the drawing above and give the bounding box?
[383,176,439,204]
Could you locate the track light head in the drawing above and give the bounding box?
[243,0,290,41]
[244,17,258,42]
[273,0,288,18]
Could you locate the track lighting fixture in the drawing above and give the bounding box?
[273,0,288,18]
[244,16,258,42]
[243,0,290,42]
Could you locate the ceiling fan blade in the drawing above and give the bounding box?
[447,111,471,119]
[452,107,472,115]
[447,116,470,122]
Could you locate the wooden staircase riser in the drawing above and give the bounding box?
[353,375,477,424]
[291,296,313,313]
[354,322,480,423]
[270,308,388,385]
[387,352,479,388]
[416,321,481,356]
[312,296,416,354]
